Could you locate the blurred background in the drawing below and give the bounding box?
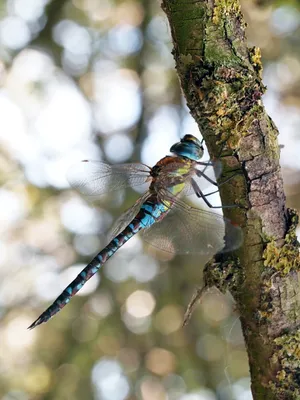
[0,0,300,399]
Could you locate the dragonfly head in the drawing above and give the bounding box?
[170,135,204,161]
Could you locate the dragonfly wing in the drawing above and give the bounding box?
[67,161,151,198]
[107,192,150,241]
[141,190,242,255]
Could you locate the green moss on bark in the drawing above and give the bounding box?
[263,209,300,275]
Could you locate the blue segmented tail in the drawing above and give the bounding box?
[28,222,142,329]
[28,198,168,329]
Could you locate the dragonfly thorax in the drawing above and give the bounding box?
[150,156,194,196]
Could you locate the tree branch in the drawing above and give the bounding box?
[162,1,300,399]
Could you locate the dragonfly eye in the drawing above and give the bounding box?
[170,135,204,161]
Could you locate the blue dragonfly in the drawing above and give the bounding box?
[28,135,242,329]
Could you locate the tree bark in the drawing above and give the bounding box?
[161,1,300,399]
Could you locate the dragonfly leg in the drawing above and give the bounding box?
[200,172,242,199]
[196,138,238,186]
[196,161,214,167]
[196,166,241,189]
[195,169,218,186]
[191,178,239,209]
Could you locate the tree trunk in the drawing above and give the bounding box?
[161,1,300,399]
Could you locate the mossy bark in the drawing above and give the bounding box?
[161,1,300,399]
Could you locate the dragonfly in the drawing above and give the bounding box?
[28,134,242,329]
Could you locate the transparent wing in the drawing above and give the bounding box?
[67,160,151,198]
[107,192,150,241]
[141,190,242,255]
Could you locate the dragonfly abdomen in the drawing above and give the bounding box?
[28,198,168,329]
[28,228,138,329]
